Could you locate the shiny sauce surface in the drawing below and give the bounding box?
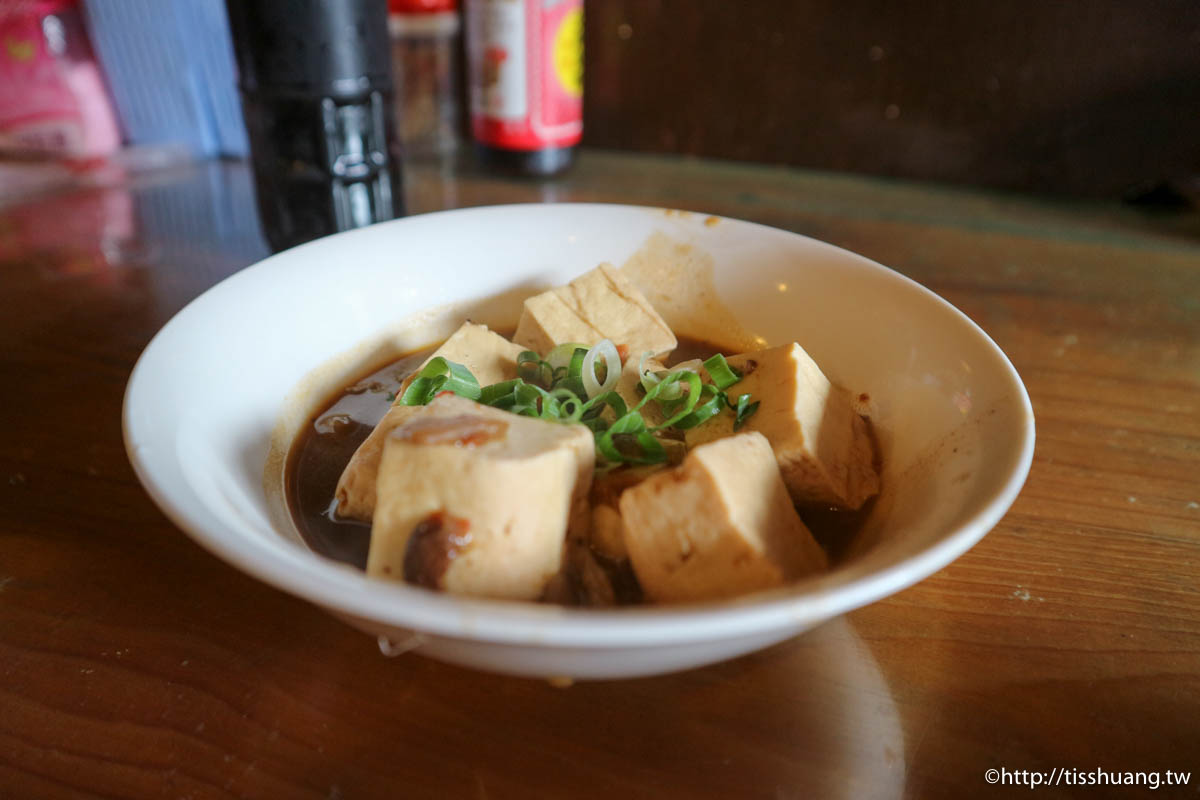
[286,348,434,569]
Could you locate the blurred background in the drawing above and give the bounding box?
[584,0,1200,198]
[1,0,1197,248]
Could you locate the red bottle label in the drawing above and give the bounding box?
[467,0,583,150]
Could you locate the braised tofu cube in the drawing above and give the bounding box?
[513,263,676,358]
[400,320,525,393]
[587,463,673,561]
[589,505,627,562]
[335,321,524,521]
[619,432,827,603]
[368,395,594,601]
[686,343,879,510]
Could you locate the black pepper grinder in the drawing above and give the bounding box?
[226,0,405,252]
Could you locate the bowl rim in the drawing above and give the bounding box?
[123,201,1036,648]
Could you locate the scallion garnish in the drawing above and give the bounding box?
[578,391,628,431]
[596,410,667,465]
[398,357,482,405]
[556,346,589,398]
[581,339,621,398]
[671,384,727,429]
[395,342,759,467]
[643,370,704,429]
[731,392,761,430]
[516,350,552,386]
[545,342,588,371]
[703,353,741,391]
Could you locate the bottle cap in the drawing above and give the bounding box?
[388,0,457,13]
[227,0,394,97]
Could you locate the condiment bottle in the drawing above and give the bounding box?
[226,0,405,252]
[464,0,583,176]
[388,0,462,157]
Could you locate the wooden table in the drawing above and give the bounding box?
[3,152,1198,799]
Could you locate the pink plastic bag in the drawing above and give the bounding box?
[0,0,120,159]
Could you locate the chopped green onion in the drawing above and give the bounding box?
[516,350,540,373]
[522,344,589,396]
[576,391,626,432]
[517,350,553,387]
[671,384,726,429]
[731,393,761,430]
[398,357,481,405]
[581,390,628,418]
[554,347,588,398]
[703,353,741,391]
[477,378,521,405]
[637,351,658,394]
[643,370,703,429]
[582,339,621,398]
[652,370,688,401]
[547,387,585,422]
[481,379,545,417]
[545,342,589,371]
[395,344,760,469]
[596,411,667,465]
[509,382,543,417]
[567,347,586,378]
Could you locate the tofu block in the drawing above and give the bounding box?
[686,343,879,510]
[513,263,677,358]
[588,463,671,561]
[589,505,627,561]
[335,322,524,521]
[368,394,594,600]
[619,432,827,603]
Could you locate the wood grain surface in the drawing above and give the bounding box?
[1,152,1198,799]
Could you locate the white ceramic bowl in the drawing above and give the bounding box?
[123,203,1034,680]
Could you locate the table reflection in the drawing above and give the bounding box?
[364,617,907,798]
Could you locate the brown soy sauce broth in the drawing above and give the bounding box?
[285,336,877,597]
[285,348,434,569]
